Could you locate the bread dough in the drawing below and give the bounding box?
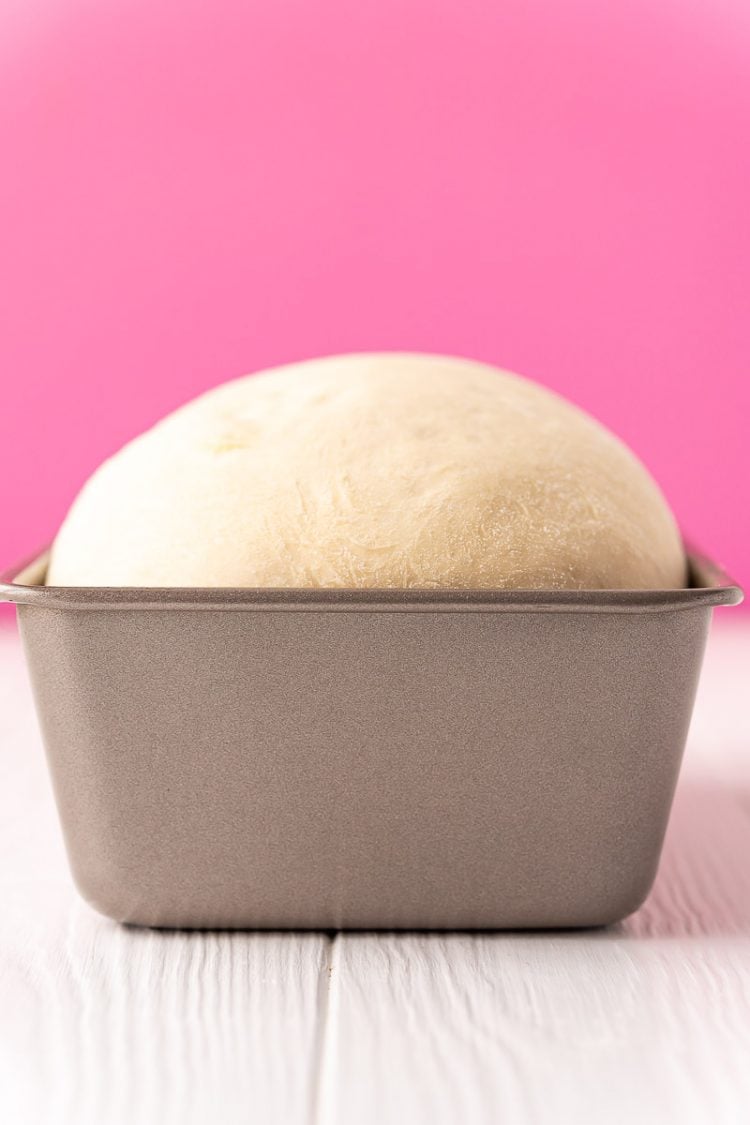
[46,353,686,589]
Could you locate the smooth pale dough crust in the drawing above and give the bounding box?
[47,354,686,590]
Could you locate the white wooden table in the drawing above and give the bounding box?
[1,620,748,1125]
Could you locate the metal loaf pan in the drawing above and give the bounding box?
[1,550,742,930]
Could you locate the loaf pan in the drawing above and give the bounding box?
[1,549,742,930]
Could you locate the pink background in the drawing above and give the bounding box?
[1,0,748,606]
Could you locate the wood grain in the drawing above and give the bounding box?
[326,778,750,1125]
[1,622,749,1125]
[0,631,330,1125]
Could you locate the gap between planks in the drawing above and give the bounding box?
[311,933,340,1125]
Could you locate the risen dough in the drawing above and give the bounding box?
[47,353,685,589]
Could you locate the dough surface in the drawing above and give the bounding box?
[47,353,686,590]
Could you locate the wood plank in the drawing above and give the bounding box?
[322,620,750,1124]
[0,630,329,1125]
[326,810,750,1124]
